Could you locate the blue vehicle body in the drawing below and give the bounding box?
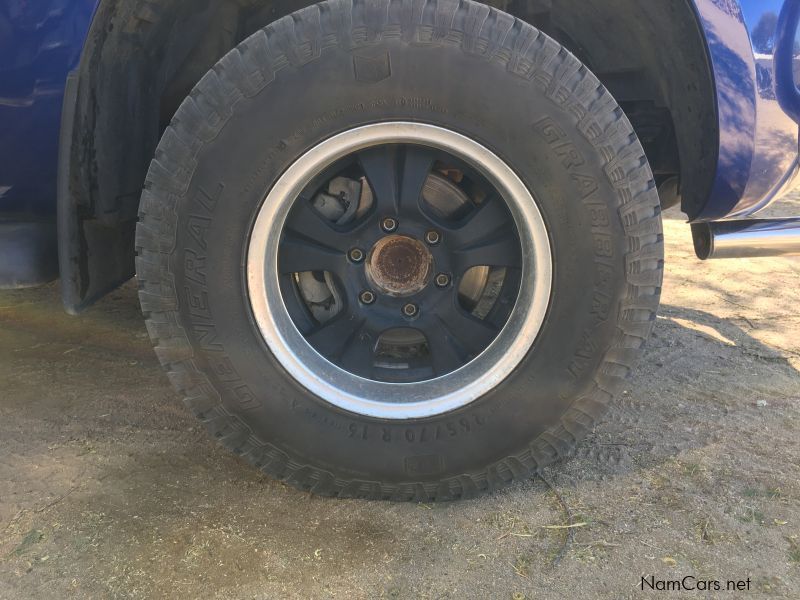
[696,0,800,219]
[1,0,799,296]
[0,1,95,220]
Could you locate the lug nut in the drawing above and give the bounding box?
[360,290,376,305]
[435,273,451,288]
[402,303,419,318]
[381,217,399,233]
[425,230,441,246]
[349,248,365,263]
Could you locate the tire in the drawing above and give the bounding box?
[135,0,663,501]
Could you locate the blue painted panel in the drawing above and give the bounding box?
[773,0,800,123]
[693,0,800,220]
[0,0,97,219]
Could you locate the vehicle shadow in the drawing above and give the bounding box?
[563,303,799,481]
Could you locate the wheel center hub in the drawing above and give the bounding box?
[366,235,433,297]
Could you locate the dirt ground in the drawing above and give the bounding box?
[1,198,799,599]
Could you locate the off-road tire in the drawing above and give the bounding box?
[135,0,663,501]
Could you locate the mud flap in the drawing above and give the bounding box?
[57,71,136,315]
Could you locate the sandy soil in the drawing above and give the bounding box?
[1,198,799,599]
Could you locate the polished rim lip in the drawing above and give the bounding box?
[247,122,552,419]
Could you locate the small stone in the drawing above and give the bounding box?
[756,400,768,408]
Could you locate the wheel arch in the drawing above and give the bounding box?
[59,0,716,312]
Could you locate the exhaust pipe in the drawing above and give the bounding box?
[692,218,800,260]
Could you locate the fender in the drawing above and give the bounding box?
[691,0,800,221]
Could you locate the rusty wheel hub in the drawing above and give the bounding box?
[366,234,433,297]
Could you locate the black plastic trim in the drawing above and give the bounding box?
[57,70,83,313]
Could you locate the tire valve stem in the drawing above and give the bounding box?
[435,273,451,288]
[402,303,419,318]
[360,290,376,305]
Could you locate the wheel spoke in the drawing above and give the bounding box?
[306,309,367,361]
[338,321,381,376]
[452,195,509,244]
[452,233,521,274]
[279,232,345,274]
[284,199,348,251]
[420,301,500,369]
[398,146,436,217]
[359,146,436,217]
[422,321,468,376]
[358,146,400,215]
